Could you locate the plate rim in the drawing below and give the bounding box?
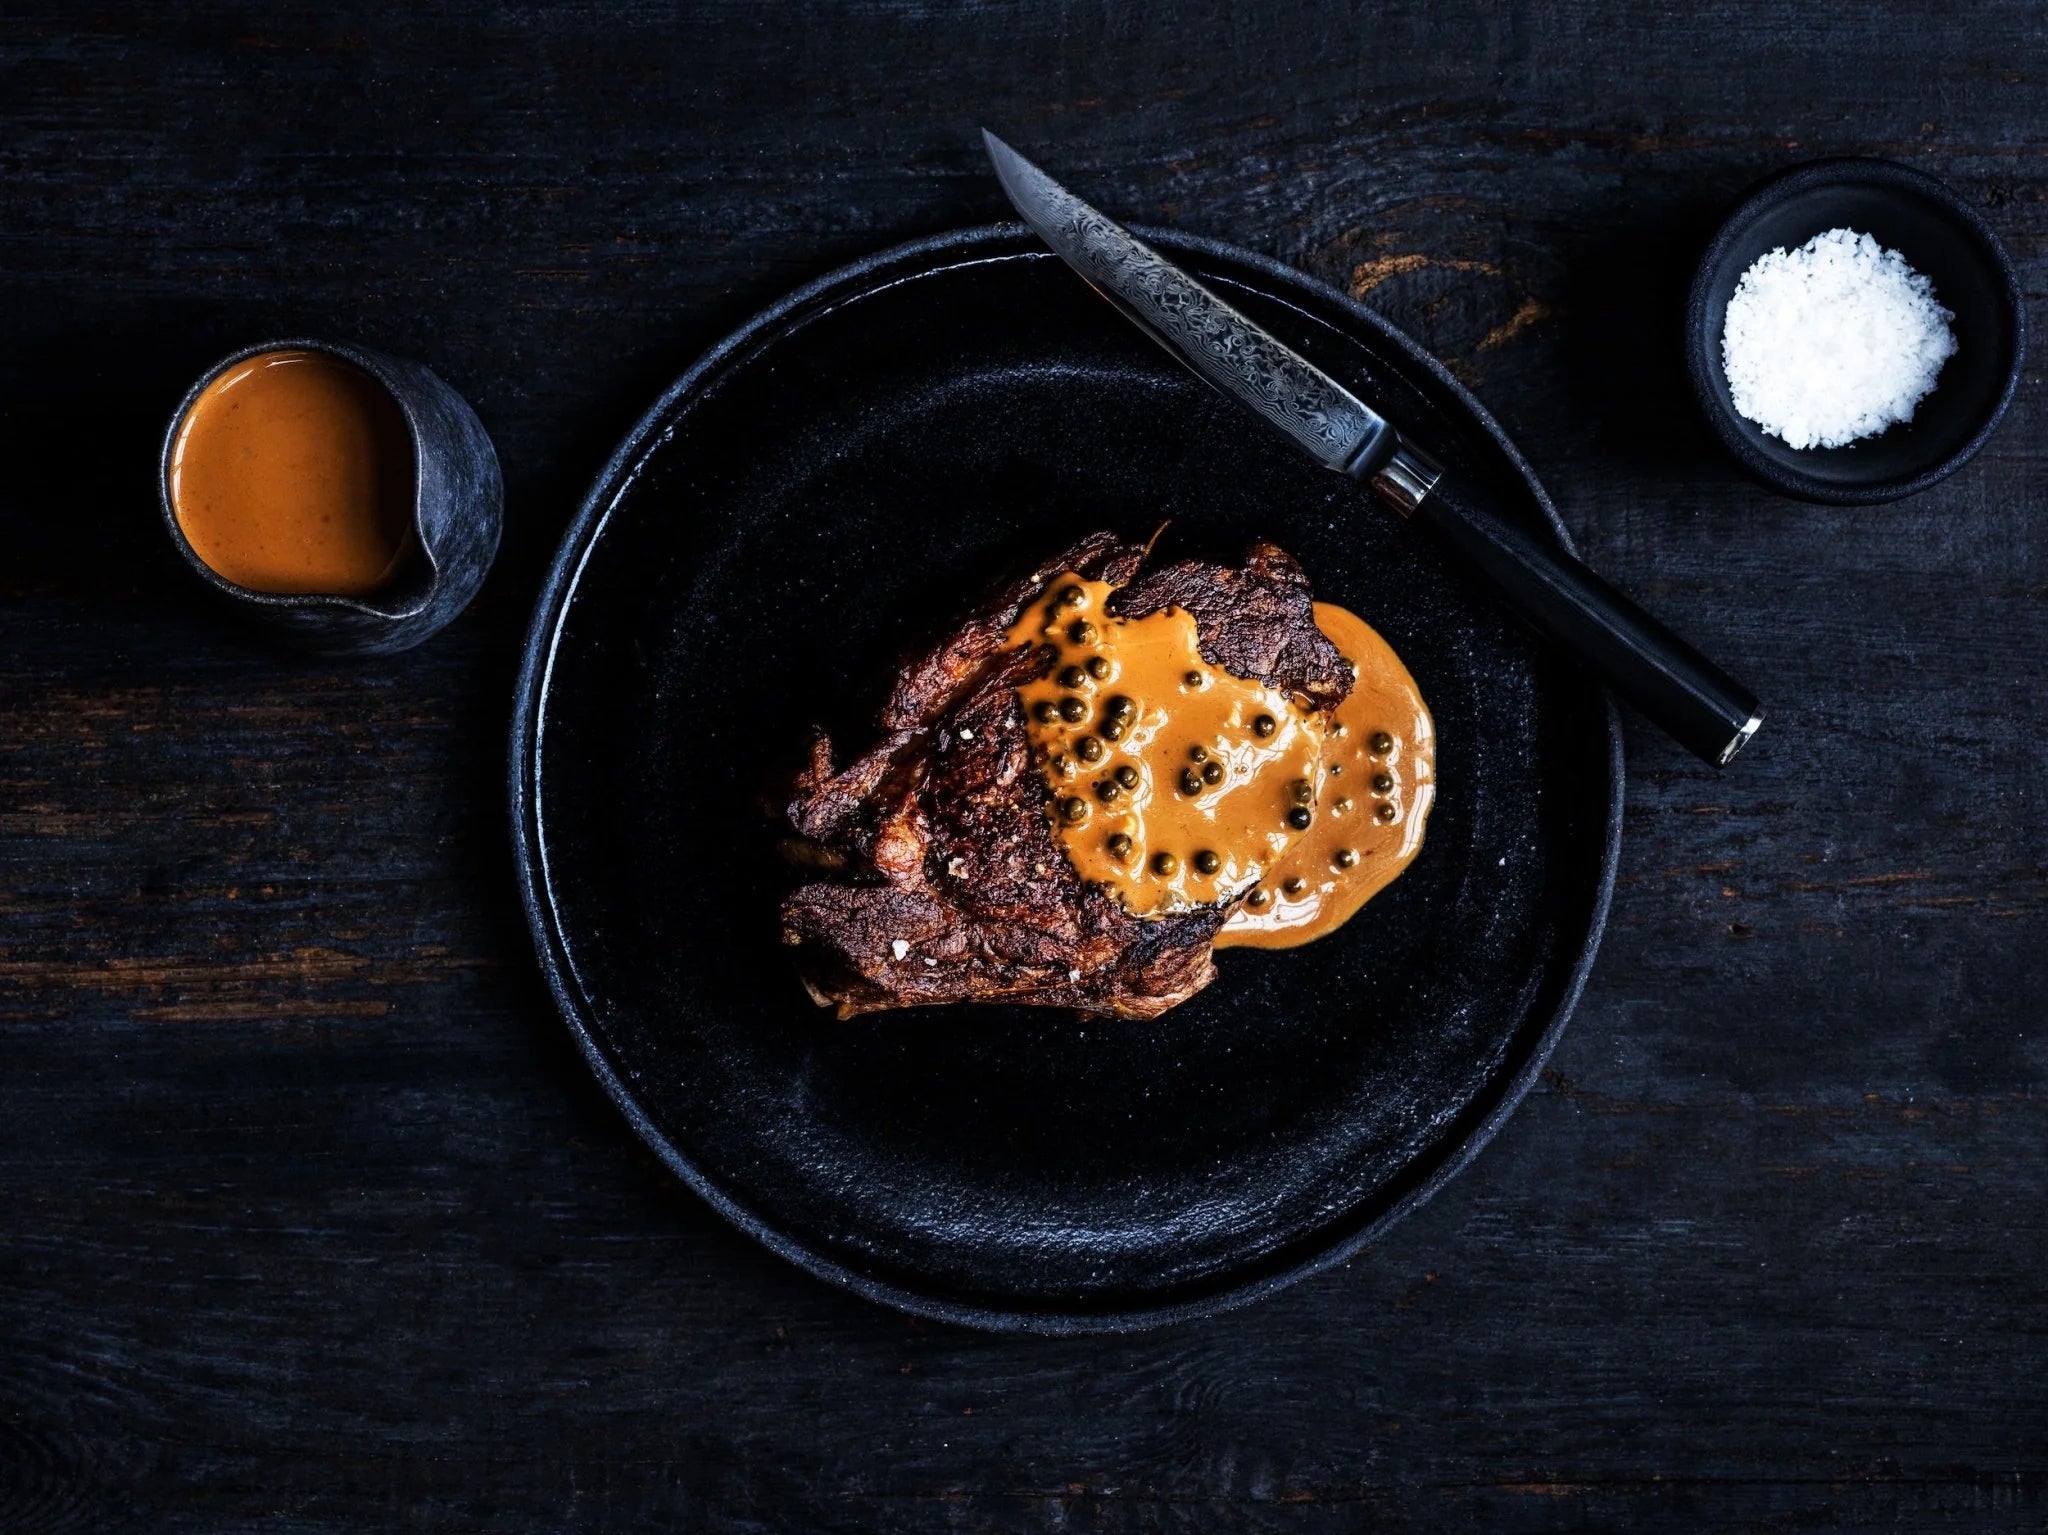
[509,222,1626,1334]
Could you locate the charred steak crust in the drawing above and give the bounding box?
[779,534,1354,1020]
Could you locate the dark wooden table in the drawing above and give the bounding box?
[4,3,2044,1529]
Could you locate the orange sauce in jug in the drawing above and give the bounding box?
[168,349,413,596]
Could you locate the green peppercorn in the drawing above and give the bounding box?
[1096,781,1121,804]
[1290,778,1313,806]
[1201,760,1224,784]
[1284,877,1306,895]
[1085,655,1111,679]
[1057,664,1088,689]
[1107,832,1134,860]
[1113,764,1139,789]
[1188,745,1209,762]
[1253,713,1277,738]
[1076,735,1105,763]
[1192,850,1220,875]
[1184,670,1204,688]
[1068,620,1098,645]
[1105,695,1135,722]
[1286,806,1312,831]
[1369,731,1394,755]
[1058,696,1088,723]
[1334,796,1353,814]
[1152,851,1180,877]
[1179,768,1204,796]
[1371,772,1393,794]
[1333,848,1358,870]
[1060,796,1089,823]
[1100,718,1127,742]
[1375,801,1398,823]
[1246,888,1271,910]
[1032,699,1060,724]
[1056,585,1084,607]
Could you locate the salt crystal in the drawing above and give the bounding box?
[890,938,909,961]
[1721,227,1955,450]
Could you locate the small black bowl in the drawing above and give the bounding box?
[1685,158,2024,504]
[160,338,502,654]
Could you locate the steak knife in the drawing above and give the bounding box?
[983,130,1763,766]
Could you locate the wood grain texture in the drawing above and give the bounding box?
[1,0,2044,1528]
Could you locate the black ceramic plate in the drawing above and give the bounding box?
[512,226,1622,1333]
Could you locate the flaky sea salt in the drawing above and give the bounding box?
[1721,227,1956,450]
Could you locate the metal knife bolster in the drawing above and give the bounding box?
[1345,434,1443,517]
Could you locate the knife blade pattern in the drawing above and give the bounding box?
[1050,197,1385,472]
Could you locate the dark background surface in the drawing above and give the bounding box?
[1,2,2042,1529]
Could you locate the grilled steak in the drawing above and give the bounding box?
[778,532,1352,1019]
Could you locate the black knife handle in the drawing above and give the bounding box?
[1382,449,1762,766]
